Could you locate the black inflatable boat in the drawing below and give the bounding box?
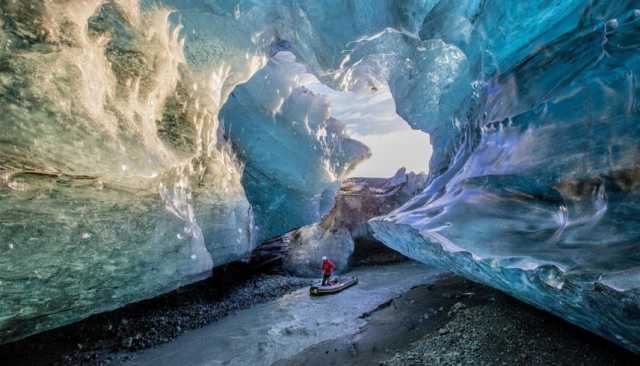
[309,276,358,296]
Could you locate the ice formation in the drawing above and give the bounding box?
[0,1,255,342]
[1,0,640,353]
[0,0,419,342]
[220,51,369,242]
[368,0,640,353]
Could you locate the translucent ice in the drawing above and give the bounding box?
[2,0,640,353]
[369,0,640,352]
[220,51,369,242]
[0,0,254,342]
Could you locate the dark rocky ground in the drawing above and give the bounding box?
[4,257,638,366]
[0,263,311,366]
[276,277,640,366]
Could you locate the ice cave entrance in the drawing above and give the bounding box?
[307,82,431,178]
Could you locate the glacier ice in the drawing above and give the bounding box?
[1,0,640,354]
[367,0,640,353]
[0,1,257,342]
[0,0,425,342]
[220,51,369,242]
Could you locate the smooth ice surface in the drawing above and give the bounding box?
[122,263,444,366]
[368,0,640,353]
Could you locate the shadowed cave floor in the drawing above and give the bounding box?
[275,277,640,366]
[1,267,638,366]
[0,264,312,366]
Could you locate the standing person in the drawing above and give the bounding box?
[321,256,335,286]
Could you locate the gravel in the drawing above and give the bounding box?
[382,289,638,366]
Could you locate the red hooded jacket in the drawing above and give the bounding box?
[322,259,335,275]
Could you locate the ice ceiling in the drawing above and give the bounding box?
[0,0,639,352]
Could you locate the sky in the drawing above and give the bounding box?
[306,82,432,178]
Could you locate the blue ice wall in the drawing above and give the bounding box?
[220,52,369,241]
[160,0,437,240]
[180,1,640,352]
[0,0,257,343]
[366,0,640,352]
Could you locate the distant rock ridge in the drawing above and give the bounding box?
[250,168,428,277]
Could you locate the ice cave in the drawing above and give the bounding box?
[0,0,639,364]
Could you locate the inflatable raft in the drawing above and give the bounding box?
[309,276,358,296]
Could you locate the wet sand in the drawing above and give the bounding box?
[275,277,639,366]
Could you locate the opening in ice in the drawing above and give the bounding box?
[306,80,432,178]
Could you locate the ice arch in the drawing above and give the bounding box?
[0,0,438,342]
[0,0,639,354]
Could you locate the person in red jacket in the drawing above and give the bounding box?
[321,256,335,286]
